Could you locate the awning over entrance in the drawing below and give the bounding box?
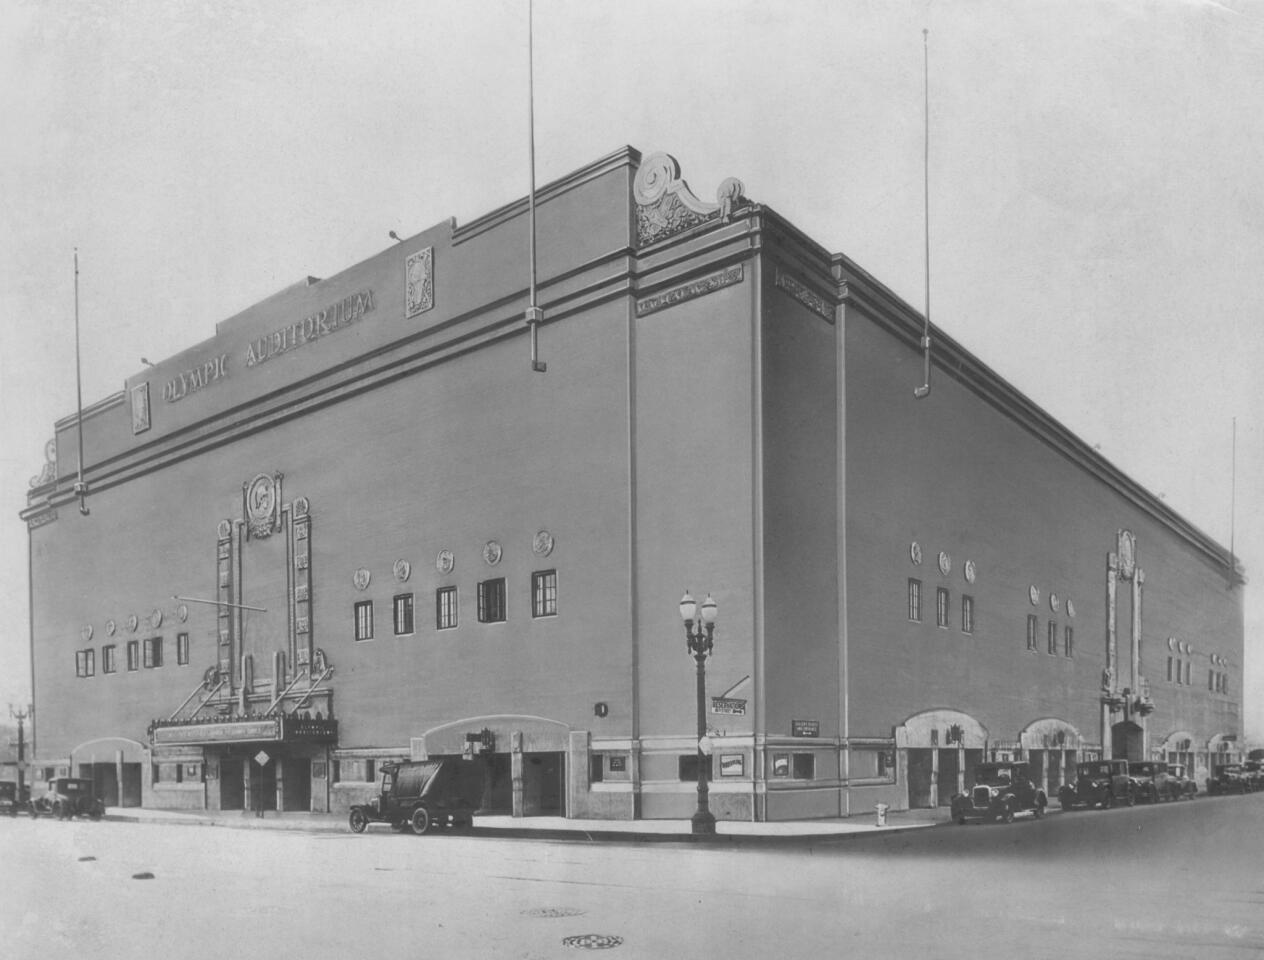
[150,715,336,746]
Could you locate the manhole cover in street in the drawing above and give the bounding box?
[523,907,587,918]
[562,934,622,950]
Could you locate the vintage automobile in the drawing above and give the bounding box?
[1167,764,1198,799]
[1128,761,1181,803]
[1206,764,1251,795]
[348,758,485,835]
[0,780,27,816]
[33,777,105,820]
[1241,761,1264,792]
[1057,759,1135,810]
[950,761,1048,824]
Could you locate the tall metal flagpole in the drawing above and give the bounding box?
[73,250,89,515]
[525,0,547,373]
[1230,416,1236,583]
[914,28,932,400]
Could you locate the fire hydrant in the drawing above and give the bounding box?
[875,803,889,826]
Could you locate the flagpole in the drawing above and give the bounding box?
[525,0,547,373]
[1229,416,1236,583]
[914,28,932,400]
[73,250,89,515]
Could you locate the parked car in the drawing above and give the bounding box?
[1241,761,1264,791]
[950,761,1047,824]
[33,777,105,820]
[1128,761,1181,803]
[0,780,27,816]
[348,758,485,835]
[1058,759,1135,810]
[1167,764,1198,799]
[1206,764,1251,795]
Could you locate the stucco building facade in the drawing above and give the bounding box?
[21,147,1245,820]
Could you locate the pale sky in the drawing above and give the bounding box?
[2,0,1261,739]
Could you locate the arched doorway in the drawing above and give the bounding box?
[895,709,988,809]
[1019,719,1084,797]
[1112,721,1144,762]
[70,737,146,807]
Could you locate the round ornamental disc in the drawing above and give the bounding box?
[910,542,922,565]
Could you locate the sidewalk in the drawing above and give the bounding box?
[103,804,950,842]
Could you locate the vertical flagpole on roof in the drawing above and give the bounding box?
[73,249,89,515]
[1229,416,1236,584]
[914,28,932,400]
[525,0,547,373]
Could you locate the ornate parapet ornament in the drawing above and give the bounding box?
[29,438,57,488]
[633,152,747,247]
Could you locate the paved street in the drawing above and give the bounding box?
[3,794,1263,960]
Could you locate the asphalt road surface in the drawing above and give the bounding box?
[3,793,1262,960]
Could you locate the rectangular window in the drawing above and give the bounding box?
[102,644,117,675]
[143,637,163,668]
[1047,621,1057,655]
[1063,626,1074,658]
[75,649,95,678]
[393,593,415,636]
[1175,658,1183,684]
[436,586,458,630]
[1026,615,1037,651]
[961,595,974,634]
[531,570,558,618]
[1185,660,1191,686]
[1167,656,1174,682]
[354,600,374,641]
[177,632,189,665]
[589,753,604,783]
[478,578,507,623]
[936,588,949,628]
[792,753,816,780]
[127,640,139,671]
[678,755,700,782]
[907,579,922,622]
[1209,669,1215,691]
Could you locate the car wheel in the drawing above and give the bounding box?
[1000,801,1015,824]
[1034,800,1046,819]
[410,806,432,835]
[348,809,369,834]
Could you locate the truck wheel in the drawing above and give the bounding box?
[348,809,369,834]
[410,807,432,835]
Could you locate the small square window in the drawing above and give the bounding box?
[792,753,816,780]
[102,645,117,675]
[354,600,374,641]
[127,640,139,671]
[478,578,507,623]
[176,633,189,666]
[1026,615,1037,651]
[908,579,922,622]
[961,595,974,634]
[436,586,458,630]
[531,570,557,618]
[393,593,415,636]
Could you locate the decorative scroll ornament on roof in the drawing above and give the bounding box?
[633,152,747,247]
[30,438,56,488]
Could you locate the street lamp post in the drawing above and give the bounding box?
[679,591,717,837]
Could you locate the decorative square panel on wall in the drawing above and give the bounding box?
[406,247,434,317]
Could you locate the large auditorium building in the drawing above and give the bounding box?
[20,147,1245,820]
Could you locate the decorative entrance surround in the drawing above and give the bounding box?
[1102,529,1154,761]
[895,708,988,808]
[1019,718,1084,796]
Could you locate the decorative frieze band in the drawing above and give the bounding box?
[774,268,835,323]
[635,264,745,318]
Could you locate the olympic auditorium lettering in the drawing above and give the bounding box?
[161,288,375,403]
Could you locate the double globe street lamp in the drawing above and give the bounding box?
[679,591,717,836]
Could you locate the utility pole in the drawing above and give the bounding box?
[10,704,31,804]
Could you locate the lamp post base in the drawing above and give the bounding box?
[690,809,717,836]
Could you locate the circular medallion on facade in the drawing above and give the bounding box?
[1167,636,1176,651]
[1066,599,1075,618]
[910,541,923,565]
[393,559,411,583]
[533,530,555,557]
[81,624,93,642]
[217,519,232,540]
[436,550,455,575]
[246,474,277,525]
[293,496,310,519]
[964,559,976,584]
[177,603,188,623]
[353,568,371,591]
[483,540,502,566]
[105,619,116,637]
[1049,593,1059,612]
[127,613,139,633]
[1028,585,1040,607]
[937,551,951,576]
[151,608,163,629]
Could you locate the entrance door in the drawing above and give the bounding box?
[284,758,311,812]
[963,749,983,791]
[523,752,563,816]
[907,749,933,808]
[88,762,119,806]
[482,754,512,813]
[936,749,959,806]
[252,759,277,813]
[120,763,143,807]
[1112,722,1144,762]
[219,757,244,811]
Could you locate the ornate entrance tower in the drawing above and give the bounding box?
[1101,529,1154,760]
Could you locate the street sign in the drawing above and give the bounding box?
[710,697,747,716]
[791,719,820,737]
[254,750,270,767]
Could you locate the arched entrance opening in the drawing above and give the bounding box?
[895,709,988,809]
[70,738,146,807]
[1111,721,1144,762]
[1019,719,1084,797]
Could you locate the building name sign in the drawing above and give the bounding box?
[791,719,820,738]
[152,719,280,744]
[161,288,376,404]
[710,697,747,716]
